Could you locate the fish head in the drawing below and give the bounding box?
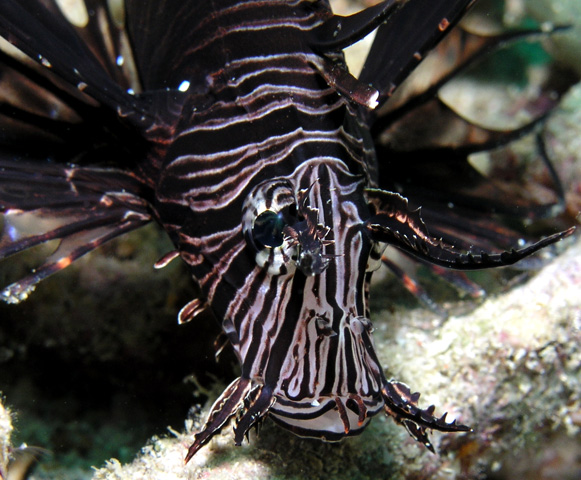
[237,160,387,438]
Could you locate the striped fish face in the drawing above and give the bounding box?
[169,148,385,451]
[238,161,383,439]
[162,78,386,445]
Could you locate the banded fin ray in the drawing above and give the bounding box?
[373,22,571,126]
[368,17,576,306]
[0,0,167,300]
[359,0,476,105]
[365,188,575,270]
[308,0,400,52]
[124,0,217,91]
[0,160,151,303]
[372,20,574,220]
[0,0,150,123]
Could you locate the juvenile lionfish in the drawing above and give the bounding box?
[0,0,574,461]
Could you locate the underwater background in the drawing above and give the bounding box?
[1,0,580,478]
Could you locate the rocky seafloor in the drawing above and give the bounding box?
[1,0,581,479]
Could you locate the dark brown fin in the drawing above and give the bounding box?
[0,2,183,301]
[382,251,485,316]
[365,188,575,270]
[123,0,198,90]
[63,0,141,93]
[382,381,470,453]
[314,58,379,109]
[185,377,251,463]
[0,2,154,167]
[177,298,207,325]
[371,21,574,224]
[359,0,476,107]
[372,23,571,127]
[368,16,576,309]
[233,385,276,446]
[0,161,151,303]
[124,0,250,93]
[375,99,555,159]
[426,264,485,299]
[374,140,568,257]
[0,46,128,160]
[309,0,400,52]
[0,0,149,124]
[0,0,192,133]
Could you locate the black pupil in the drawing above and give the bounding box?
[253,210,286,248]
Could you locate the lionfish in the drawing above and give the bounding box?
[0,0,574,461]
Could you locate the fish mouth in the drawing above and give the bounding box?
[269,392,384,440]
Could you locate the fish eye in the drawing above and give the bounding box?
[252,210,286,249]
[242,179,298,275]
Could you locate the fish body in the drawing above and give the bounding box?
[154,1,394,452]
[0,0,573,461]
